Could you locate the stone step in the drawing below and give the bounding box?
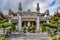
[25,33,49,37]
[20,33,50,40]
[7,33,50,40]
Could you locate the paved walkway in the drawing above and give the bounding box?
[6,33,50,40]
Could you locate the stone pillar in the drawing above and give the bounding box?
[18,15,22,32]
[36,16,40,32]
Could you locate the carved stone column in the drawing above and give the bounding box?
[36,16,40,32]
[18,14,22,32]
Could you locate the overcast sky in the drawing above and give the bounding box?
[0,0,60,15]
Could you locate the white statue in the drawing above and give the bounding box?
[27,21,30,27]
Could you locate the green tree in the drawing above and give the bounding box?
[41,25,46,32]
[0,15,18,35]
[42,16,60,35]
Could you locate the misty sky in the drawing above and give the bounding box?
[0,0,60,15]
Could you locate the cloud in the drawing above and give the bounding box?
[47,0,60,15]
[0,0,60,15]
[49,0,56,7]
[0,0,25,15]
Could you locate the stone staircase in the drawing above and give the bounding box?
[7,32,50,40]
[23,33,50,40]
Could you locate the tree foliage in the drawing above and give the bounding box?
[0,15,18,32]
[42,16,60,31]
[41,25,46,32]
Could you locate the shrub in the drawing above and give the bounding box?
[0,20,4,24]
[31,25,36,33]
[43,23,58,29]
[53,17,59,21]
[11,25,16,31]
[27,27,32,32]
[0,37,5,40]
[22,26,27,33]
[11,20,18,25]
[41,25,46,32]
[31,25,36,30]
[22,27,27,30]
[0,16,3,20]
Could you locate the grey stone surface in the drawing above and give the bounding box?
[6,33,50,40]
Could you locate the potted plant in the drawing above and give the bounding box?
[27,27,32,33]
[31,25,36,33]
[22,26,27,33]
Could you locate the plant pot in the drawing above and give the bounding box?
[23,31,26,33]
[32,30,36,33]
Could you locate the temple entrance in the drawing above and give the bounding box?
[22,21,36,27]
[22,18,36,33]
[22,18,36,27]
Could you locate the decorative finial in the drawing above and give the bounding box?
[18,2,22,11]
[36,3,40,12]
[9,9,12,12]
[8,9,13,15]
[46,10,49,16]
